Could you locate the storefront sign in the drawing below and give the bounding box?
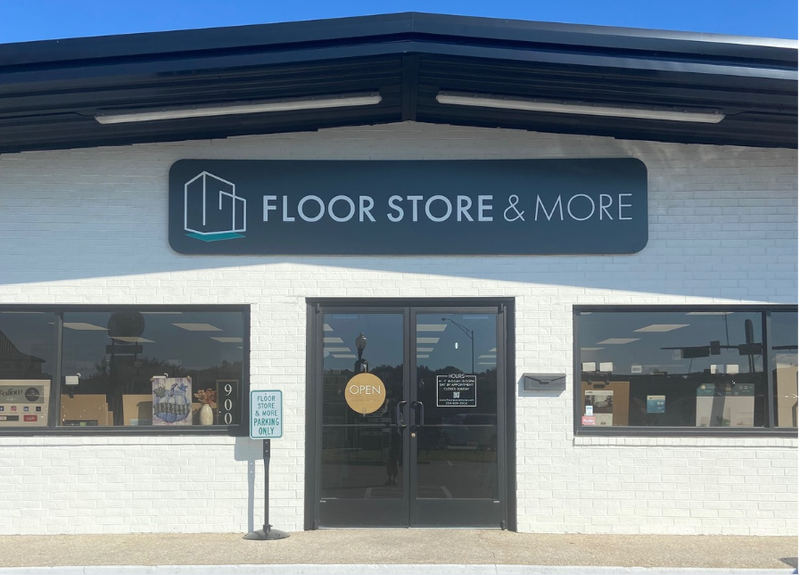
[168,159,647,255]
[437,374,477,407]
[344,373,386,414]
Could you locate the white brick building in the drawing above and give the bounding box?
[0,14,796,537]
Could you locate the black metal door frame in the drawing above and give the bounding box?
[304,298,516,530]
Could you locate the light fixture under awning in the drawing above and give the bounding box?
[95,92,382,124]
[436,91,725,124]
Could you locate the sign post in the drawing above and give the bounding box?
[244,390,289,541]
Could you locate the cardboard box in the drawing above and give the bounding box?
[580,381,630,426]
[60,394,112,426]
[776,365,798,428]
[123,394,153,426]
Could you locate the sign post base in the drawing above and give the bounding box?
[244,525,290,540]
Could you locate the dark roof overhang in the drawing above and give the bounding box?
[0,12,796,153]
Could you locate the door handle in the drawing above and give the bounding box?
[395,400,408,435]
[410,400,424,438]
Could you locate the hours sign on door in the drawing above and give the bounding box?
[436,374,477,407]
[250,390,282,439]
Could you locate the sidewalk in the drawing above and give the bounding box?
[0,530,797,574]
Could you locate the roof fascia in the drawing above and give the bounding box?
[0,12,795,70]
[0,39,795,91]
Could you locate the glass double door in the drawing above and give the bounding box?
[314,305,506,528]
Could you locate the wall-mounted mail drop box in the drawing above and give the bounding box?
[522,373,567,392]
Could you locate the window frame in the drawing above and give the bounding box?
[573,304,798,437]
[0,304,250,436]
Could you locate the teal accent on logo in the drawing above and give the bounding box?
[187,232,244,242]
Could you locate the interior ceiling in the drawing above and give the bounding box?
[0,12,796,154]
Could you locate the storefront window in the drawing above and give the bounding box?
[575,307,796,432]
[0,306,247,432]
[0,311,56,428]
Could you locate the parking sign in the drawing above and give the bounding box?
[250,390,282,439]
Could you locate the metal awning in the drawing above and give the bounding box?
[0,12,796,153]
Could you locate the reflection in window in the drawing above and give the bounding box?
[60,309,244,427]
[771,312,798,428]
[0,312,55,428]
[576,310,781,429]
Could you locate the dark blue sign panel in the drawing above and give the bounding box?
[168,159,647,255]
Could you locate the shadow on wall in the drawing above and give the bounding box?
[1,249,795,302]
[234,437,262,533]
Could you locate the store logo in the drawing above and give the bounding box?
[184,172,246,242]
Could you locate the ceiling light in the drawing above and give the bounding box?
[686,311,733,316]
[597,338,640,345]
[63,322,107,331]
[417,337,440,344]
[417,324,448,332]
[634,324,690,333]
[140,312,183,315]
[95,92,382,124]
[436,91,725,124]
[324,337,344,344]
[111,336,155,343]
[332,353,357,359]
[323,324,333,332]
[172,323,222,332]
[210,337,243,343]
[0,311,45,314]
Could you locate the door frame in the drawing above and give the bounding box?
[304,297,516,530]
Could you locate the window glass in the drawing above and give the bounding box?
[0,311,56,427]
[320,313,404,499]
[60,310,244,427]
[771,311,798,428]
[577,310,767,428]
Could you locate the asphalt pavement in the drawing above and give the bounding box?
[0,530,796,574]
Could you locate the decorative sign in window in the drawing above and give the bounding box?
[169,159,648,255]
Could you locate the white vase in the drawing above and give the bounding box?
[199,403,214,425]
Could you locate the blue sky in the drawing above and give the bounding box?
[0,0,796,43]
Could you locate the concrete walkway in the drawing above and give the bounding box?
[0,530,796,574]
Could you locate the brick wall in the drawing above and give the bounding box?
[0,122,796,535]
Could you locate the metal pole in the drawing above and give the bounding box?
[471,335,475,374]
[244,438,289,540]
[263,439,270,535]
